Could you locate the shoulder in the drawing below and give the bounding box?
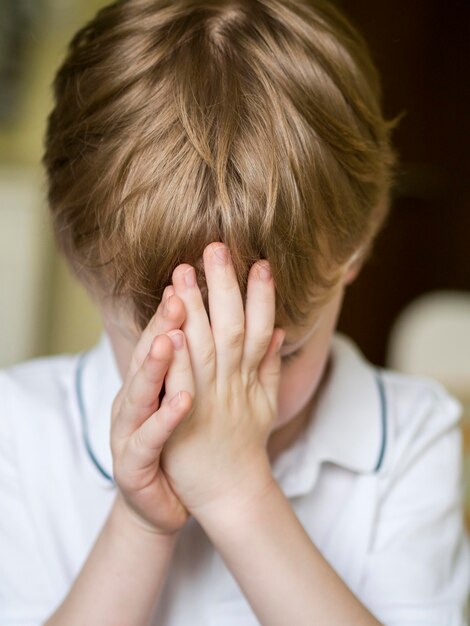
[377,367,463,479]
[355,372,469,621]
[0,352,95,618]
[381,367,462,430]
[0,351,79,413]
[0,351,83,461]
[328,333,462,478]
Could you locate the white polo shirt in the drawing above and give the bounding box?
[1,330,469,625]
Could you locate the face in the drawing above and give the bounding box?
[99,261,359,454]
[274,281,345,430]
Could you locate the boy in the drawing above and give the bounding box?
[1,0,469,624]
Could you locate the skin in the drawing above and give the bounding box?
[99,250,359,465]
[47,243,382,626]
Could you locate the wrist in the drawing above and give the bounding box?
[190,458,278,530]
[112,492,182,543]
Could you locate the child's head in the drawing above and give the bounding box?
[42,0,401,344]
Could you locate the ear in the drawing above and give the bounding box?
[344,263,360,285]
[342,249,366,286]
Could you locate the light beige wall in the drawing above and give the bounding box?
[0,0,108,363]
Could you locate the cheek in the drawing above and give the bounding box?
[272,287,344,429]
[274,359,326,428]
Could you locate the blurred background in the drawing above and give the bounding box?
[0,0,469,526]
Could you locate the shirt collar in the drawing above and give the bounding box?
[76,330,385,496]
[75,331,121,489]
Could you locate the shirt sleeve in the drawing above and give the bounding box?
[358,379,470,626]
[0,372,54,625]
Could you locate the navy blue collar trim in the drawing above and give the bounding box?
[373,368,387,472]
[75,349,387,484]
[76,349,115,485]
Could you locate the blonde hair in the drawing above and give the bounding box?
[42,0,402,333]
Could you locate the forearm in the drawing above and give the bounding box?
[197,478,382,626]
[44,492,178,626]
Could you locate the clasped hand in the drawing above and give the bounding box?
[161,242,285,517]
[110,242,285,535]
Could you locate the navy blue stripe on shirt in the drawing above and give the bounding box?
[76,350,388,483]
[76,350,115,485]
[373,368,387,472]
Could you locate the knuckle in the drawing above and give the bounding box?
[241,367,258,391]
[247,333,273,357]
[223,324,245,349]
[191,297,206,315]
[133,425,147,452]
[121,388,137,413]
[126,382,148,412]
[261,332,274,351]
[220,282,239,296]
[198,345,216,369]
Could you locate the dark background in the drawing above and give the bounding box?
[334,0,470,366]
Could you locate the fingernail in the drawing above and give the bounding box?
[276,331,285,353]
[184,267,197,288]
[213,244,229,265]
[257,261,272,282]
[168,331,183,350]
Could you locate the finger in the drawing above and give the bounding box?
[126,285,181,382]
[203,242,245,379]
[241,260,276,376]
[258,328,285,413]
[127,389,192,470]
[113,333,174,441]
[162,330,196,420]
[116,286,186,412]
[171,263,216,389]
